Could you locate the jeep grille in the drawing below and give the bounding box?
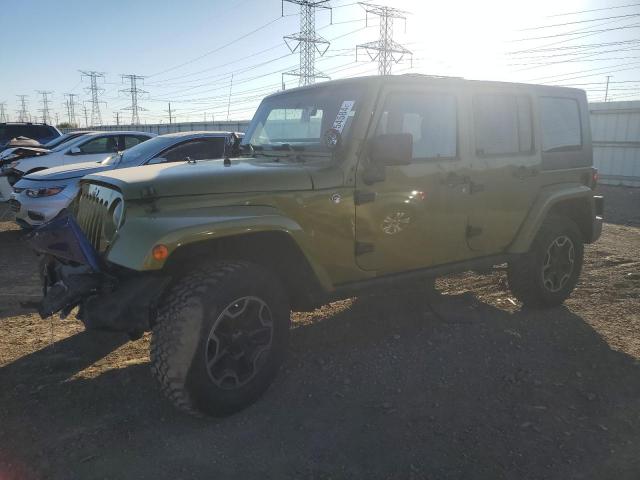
[75,183,122,253]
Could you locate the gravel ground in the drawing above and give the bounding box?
[0,186,638,480]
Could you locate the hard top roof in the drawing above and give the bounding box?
[267,74,585,98]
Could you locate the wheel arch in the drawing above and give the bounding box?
[509,184,596,253]
[164,230,328,311]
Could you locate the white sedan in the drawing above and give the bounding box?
[6,131,154,178]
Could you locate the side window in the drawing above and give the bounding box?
[162,138,225,163]
[123,135,146,150]
[78,136,118,154]
[540,97,582,153]
[376,92,457,160]
[474,94,533,156]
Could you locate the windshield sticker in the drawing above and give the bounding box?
[332,101,355,133]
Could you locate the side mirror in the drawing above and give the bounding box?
[148,157,167,165]
[69,146,82,155]
[369,133,413,166]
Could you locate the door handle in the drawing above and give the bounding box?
[443,172,468,188]
[513,166,538,180]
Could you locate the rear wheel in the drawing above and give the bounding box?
[150,261,290,416]
[507,215,584,308]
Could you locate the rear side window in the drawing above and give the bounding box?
[474,94,533,156]
[122,135,148,150]
[79,136,118,154]
[376,92,457,160]
[162,138,226,163]
[540,97,582,153]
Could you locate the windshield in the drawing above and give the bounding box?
[242,84,363,153]
[101,135,176,165]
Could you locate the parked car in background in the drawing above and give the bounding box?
[0,131,147,201]
[3,130,154,183]
[11,131,242,228]
[0,131,94,167]
[0,122,61,152]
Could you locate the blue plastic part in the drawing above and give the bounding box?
[26,211,101,272]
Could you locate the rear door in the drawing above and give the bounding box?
[355,85,474,273]
[464,90,542,253]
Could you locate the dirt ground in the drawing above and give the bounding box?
[0,185,638,480]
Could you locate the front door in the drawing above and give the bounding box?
[64,135,119,165]
[354,87,474,274]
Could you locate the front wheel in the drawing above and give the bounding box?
[507,215,584,308]
[150,261,290,416]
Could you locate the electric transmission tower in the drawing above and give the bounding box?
[0,102,7,122]
[80,70,106,126]
[282,0,332,88]
[120,74,147,125]
[64,93,79,126]
[356,2,412,75]
[36,90,53,124]
[16,95,30,122]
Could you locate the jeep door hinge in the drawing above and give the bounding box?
[355,241,375,256]
[354,190,376,205]
[466,225,483,238]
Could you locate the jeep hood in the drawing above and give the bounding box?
[84,158,314,199]
[25,161,113,181]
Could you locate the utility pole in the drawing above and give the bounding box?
[0,102,7,123]
[165,102,173,124]
[120,74,147,125]
[226,74,234,121]
[282,0,332,88]
[80,70,106,126]
[356,2,412,75]
[604,75,612,102]
[55,112,60,125]
[36,90,53,124]
[82,104,89,128]
[16,95,29,122]
[114,112,120,126]
[64,93,79,126]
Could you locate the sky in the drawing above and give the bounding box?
[1,0,639,126]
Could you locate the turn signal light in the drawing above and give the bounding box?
[152,244,169,261]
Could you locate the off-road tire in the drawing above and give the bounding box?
[150,261,290,416]
[507,215,584,308]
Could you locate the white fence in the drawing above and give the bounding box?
[62,120,251,136]
[590,101,640,187]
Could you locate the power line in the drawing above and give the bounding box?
[120,74,147,125]
[548,2,640,18]
[148,16,287,78]
[36,90,53,124]
[356,2,411,75]
[282,0,333,87]
[510,22,640,43]
[80,71,106,126]
[519,12,640,31]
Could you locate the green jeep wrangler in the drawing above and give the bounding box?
[30,75,603,416]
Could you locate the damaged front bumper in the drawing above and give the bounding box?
[28,213,170,334]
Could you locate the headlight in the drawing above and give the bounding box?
[25,186,66,198]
